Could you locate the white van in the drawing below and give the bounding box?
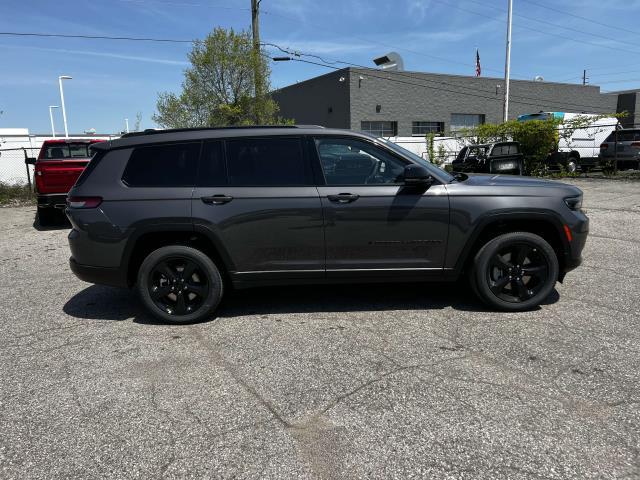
[517,112,619,171]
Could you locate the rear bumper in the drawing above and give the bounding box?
[37,194,67,209]
[70,258,128,288]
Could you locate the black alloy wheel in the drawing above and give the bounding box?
[472,232,559,311]
[487,243,549,303]
[149,257,209,316]
[137,245,223,323]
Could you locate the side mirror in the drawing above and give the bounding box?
[25,157,36,165]
[403,164,433,187]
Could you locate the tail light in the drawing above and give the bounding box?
[631,142,640,149]
[599,143,608,150]
[66,196,102,208]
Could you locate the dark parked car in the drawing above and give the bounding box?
[66,126,588,323]
[451,142,524,175]
[598,128,640,170]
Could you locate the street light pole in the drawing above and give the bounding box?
[48,105,59,138]
[125,118,130,133]
[58,75,72,138]
[502,0,513,122]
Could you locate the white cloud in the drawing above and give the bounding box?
[1,44,189,66]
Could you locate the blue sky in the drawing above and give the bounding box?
[1,0,640,133]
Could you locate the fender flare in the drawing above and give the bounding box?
[449,209,570,277]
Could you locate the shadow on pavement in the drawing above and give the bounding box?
[32,211,71,231]
[63,281,560,325]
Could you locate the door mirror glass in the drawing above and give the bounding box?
[403,164,432,186]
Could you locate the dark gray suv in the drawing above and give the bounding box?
[66,126,588,323]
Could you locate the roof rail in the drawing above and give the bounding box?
[120,125,325,138]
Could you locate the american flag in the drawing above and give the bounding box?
[475,49,481,77]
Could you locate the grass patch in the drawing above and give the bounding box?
[0,182,35,207]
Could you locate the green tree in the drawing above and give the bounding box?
[462,118,560,174]
[153,27,285,128]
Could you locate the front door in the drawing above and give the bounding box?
[192,137,324,284]
[313,136,449,279]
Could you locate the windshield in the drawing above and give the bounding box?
[378,138,455,182]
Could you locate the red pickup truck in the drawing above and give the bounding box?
[31,139,104,224]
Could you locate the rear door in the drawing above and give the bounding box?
[192,136,324,284]
[313,136,449,280]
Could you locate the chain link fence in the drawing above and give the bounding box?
[0,147,39,188]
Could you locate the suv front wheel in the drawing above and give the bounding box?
[471,232,559,311]
[137,245,224,323]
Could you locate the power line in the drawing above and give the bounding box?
[463,0,640,50]
[259,9,517,78]
[523,0,640,38]
[264,43,620,113]
[434,0,640,57]
[0,31,194,43]
[268,53,616,114]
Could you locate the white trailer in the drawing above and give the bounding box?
[517,112,619,170]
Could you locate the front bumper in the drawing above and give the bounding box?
[563,214,589,275]
[70,258,128,288]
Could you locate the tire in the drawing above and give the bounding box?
[37,207,57,226]
[470,232,559,311]
[137,245,224,324]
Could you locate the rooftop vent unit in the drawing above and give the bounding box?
[373,52,404,71]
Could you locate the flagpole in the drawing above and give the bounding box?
[503,0,513,122]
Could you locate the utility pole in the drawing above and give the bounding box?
[502,0,513,122]
[125,118,130,133]
[58,75,72,138]
[582,69,588,86]
[48,105,59,138]
[251,0,263,121]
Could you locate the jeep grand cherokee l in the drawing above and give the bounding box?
[66,126,588,323]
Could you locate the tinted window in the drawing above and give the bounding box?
[492,144,518,155]
[197,141,227,186]
[316,137,407,185]
[123,142,200,187]
[605,130,640,142]
[42,143,92,159]
[226,137,309,186]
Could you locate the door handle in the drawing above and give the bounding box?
[201,195,233,205]
[327,193,359,204]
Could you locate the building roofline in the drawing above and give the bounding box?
[271,68,349,94]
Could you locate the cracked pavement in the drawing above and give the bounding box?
[1,178,639,479]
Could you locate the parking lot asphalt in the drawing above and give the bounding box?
[1,178,639,479]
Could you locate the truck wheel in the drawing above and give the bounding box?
[37,207,56,226]
[471,232,559,311]
[137,245,224,324]
[566,160,577,173]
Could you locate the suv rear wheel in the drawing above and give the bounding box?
[137,245,223,323]
[471,232,559,311]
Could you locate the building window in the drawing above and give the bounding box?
[360,121,397,137]
[450,114,485,132]
[412,121,444,136]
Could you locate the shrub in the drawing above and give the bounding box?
[0,182,35,206]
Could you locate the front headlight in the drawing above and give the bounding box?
[564,195,583,211]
